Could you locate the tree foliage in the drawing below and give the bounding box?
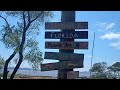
[25,46,43,71]
[0,11,53,51]
[90,62,120,79]
[0,56,4,70]
[90,62,107,79]
[90,62,107,73]
[109,62,120,71]
[108,62,120,78]
[0,11,53,79]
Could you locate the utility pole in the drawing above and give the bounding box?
[90,32,95,78]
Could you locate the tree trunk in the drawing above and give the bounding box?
[9,11,32,79]
[3,51,16,79]
[9,57,23,79]
[9,11,41,79]
[10,30,27,79]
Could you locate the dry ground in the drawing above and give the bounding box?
[15,76,57,79]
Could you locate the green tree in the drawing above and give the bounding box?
[25,46,43,71]
[0,56,4,70]
[90,62,107,79]
[0,11,53,79]
[108,62,120,79]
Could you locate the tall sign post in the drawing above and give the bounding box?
[58,11,75,79]
[41,11,88,79]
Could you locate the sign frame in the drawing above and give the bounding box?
[45,41,88,49]
[45,31,88,39]
[45,22,88,30]
[41,60,83,71]
[44,52,84,61]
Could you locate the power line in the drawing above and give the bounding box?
[90,32,95,78]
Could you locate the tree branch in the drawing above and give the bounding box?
[0,15,10,28]
[25,14,41,30]
[0,15,13,35]
[30,15,40,23]
[27,11,30,22]
[10,27,27,79]
[10,11,29,78]
[30,11,44,23]
[0,15,12,32]
[23,11,26,29]
[3,50,16,79]
[30,11,45,23]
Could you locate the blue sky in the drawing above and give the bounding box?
[0,11,120,72]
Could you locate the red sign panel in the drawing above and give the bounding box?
[45,41,88,49]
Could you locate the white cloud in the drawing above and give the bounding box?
[110,41,120,50]
[100,32,120,40]
[96,22,116,32]
[100,32,120,50]
[98,22,120,50]
[96,22,107,26]
[105,23,115,30]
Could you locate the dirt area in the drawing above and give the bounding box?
[15,76,57,79]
